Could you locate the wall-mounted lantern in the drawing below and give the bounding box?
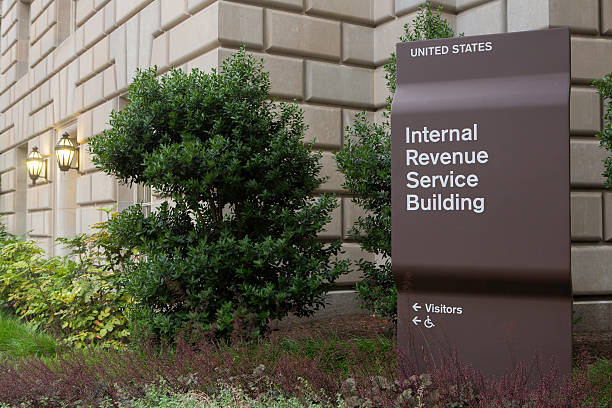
[55,132,79,172]
[26,147,47,185]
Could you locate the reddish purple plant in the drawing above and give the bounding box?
[0,337,600,407]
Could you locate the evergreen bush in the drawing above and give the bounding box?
[90,48,348,341]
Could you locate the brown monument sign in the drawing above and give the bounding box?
[391,29,571,376]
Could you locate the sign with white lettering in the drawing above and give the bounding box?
[391,29,571,377]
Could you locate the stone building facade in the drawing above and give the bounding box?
[0,0,610,330]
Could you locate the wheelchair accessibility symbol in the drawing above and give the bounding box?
[424,316,435,329]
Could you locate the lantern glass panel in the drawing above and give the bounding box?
[26,148,44,182]
[55,136,76,171]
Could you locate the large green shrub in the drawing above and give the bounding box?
[0,216,130,349]
[90,48,348,341]
[335,3,457,321]
[595,72,612,186]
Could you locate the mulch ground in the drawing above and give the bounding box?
[272,315,612,360]
[271,315,394,341]
[574,331,612,360]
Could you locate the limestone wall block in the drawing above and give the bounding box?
[109,25,128,91]
[572,246,612,295]
[53,32,75,71]
[93,35,110,72]
[603,0,612,35]
[2,20,18,51]
[301,104,342,149]
[373,65,389,108]
[549,0,599,35]
[456,0,495,11]
[29,209,52,236]
[168,2,219,66]
[91,97,117,137]
[103,0,116,33]
[95,0,111,11]
[306,61,373,108]
[306,0,374,24]
[0,213,16,234]
[79,47,93,82]
[571,192,603,241]
[161,0,189,30]
[73,82,84,113]
[316,151,346,193]
[1,3,18,37]
[82,70,104,110]
[138,0,162,68]
[0,170,15,193]
[603,193,612,241]
[83,8,105,49]
[1,43,17,74]
[77,0,96,26]
[28,183,53,210]
[103,64,117,98]
[76,108,93,143]
[456,0,506,36]
[0,150,16,172]
[65,61,80,117]
[373,0,395,24]
[76,173,92,205]
[79,143,98,174]
[115,0,154,26]
[0,192,15,214]
[91,171,117,203]
[239,0,303,12]
[265,9,340,60]
[571,37,612,84]
[571,87,601,136]
[570,139,608,187]
[151,32,169,72]
[218,1,263,49]
[507,0,549,32]
[187,0,216,14]
[126,13,140,85]
[1,0,18,17]
[342,23,375,66]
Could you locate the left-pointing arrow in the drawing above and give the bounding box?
[412,303,421,312]
[412,316,421,326]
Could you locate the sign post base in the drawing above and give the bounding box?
[397,291,572,377]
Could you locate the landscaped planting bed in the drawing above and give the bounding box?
[0,314,610,407]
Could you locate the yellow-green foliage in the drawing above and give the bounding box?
[0,219,130,349]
